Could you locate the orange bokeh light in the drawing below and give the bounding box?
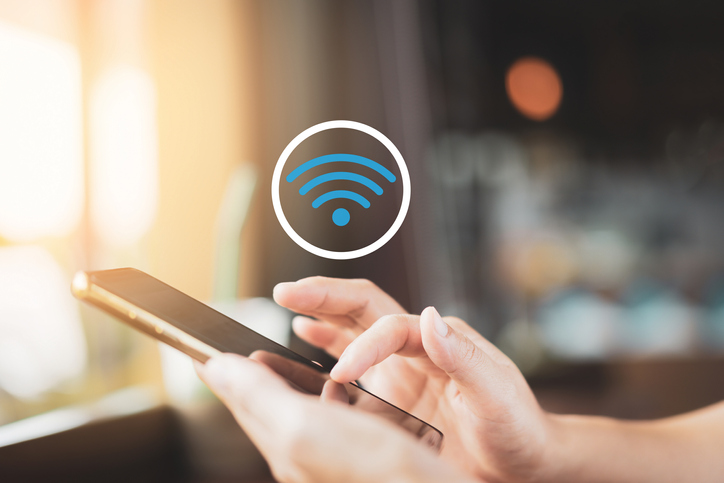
[505,57,563,121]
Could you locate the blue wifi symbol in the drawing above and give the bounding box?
[286,153,397,227]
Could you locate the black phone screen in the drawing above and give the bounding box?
[85,268,443,450]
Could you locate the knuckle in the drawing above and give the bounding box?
[280,415,314,461]
[373,315,417,345]
[443,315,465,327]
[245,363,271,386]
[352,278,378,291]
[302,275,331,288]
[460,336,487,370]
[226,374,264,408]
[443,316,472,333]
[268,461,299,483]
[376,313,408,327]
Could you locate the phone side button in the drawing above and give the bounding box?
[164,331,179,343]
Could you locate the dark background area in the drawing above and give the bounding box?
[245,0,724,422]
[252,0,724,340]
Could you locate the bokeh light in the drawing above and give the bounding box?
[0,246,86,400]
[505,57,563,121]
[0,21,83,242]
[90,65,159,247]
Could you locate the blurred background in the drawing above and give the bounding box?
[1,0,724,481]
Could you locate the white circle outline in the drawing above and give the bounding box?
[271,120,411,260]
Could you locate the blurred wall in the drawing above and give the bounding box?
[147,0,261,301]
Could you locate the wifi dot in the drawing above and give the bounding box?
[332,208,350,227]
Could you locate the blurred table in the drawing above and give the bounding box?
[0,401,275,483]
[530,356,724,419]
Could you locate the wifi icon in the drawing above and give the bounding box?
[286,153,397,227]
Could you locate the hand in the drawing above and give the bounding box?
[274,278,556,483]
[195,353,478,483]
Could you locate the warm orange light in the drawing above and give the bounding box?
[506,57,563,121]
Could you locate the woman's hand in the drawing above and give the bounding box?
[276,277,724,483]
[195,353,478,483]
[274,278,556,483]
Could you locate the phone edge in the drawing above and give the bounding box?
[71,270,221,363]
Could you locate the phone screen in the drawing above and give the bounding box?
[83,268,443,450]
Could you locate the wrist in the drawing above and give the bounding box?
[538,412,644,483]
[536,412,588,483]
[484,409,571,483]
[394,441,479,483]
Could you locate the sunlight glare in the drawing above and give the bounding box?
[90,65,158,247]
[0,21,83,242]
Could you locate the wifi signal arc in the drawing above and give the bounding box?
[312,190,371,208]
[286,154,396,183]
[299,172,383,196]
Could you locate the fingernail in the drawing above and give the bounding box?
[203,357,231,395]
[430,307,449,337]
[336,346,349,366]
[273,282,295,297]
[330,364,341,381]
[331,348,350,380]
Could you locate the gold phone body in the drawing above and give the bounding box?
[72,271,220,363]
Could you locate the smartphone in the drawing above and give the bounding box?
[71,268,443,451]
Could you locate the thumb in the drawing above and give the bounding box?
[420,306,500,402]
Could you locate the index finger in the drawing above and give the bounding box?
[330,314,425,383]
[273,277,407,330]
